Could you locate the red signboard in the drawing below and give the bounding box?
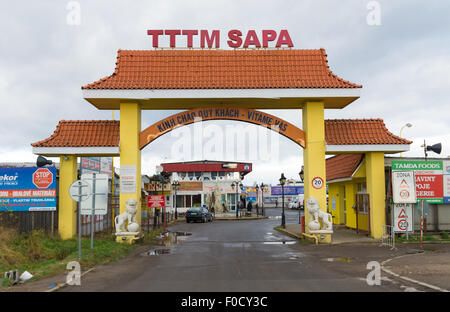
[147,195,165,208]
[32,168,53,189]
[415,173,443,201]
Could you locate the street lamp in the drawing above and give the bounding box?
[260,183,265,216]
[231,182,239,218]
[255,184,260,216]
[419,140,442,249]
[172,180,180,219]
[399,123,412,157]
[299,166,304,182]
[279,173,287,228]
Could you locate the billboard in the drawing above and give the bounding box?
[270,186,304,196]
[444,161,450,204]
[392,160,443,204]
[0,167,57,211]
[80,157,112,177]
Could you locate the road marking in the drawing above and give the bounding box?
[381,255,449,292]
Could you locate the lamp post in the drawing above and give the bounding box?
[399,123,412,157]
[172,180,180,219]
[279,173,286,228]
[260,183,265,216]
[298,166,304,224]
[255,184,260,216]
[418,140,442,249]
[231,182,238,218]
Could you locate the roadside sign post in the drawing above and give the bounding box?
[69,180,92,260]
[81,173,108,249]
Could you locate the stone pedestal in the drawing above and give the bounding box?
[115,232,142,244]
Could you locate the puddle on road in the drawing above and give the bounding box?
[223,242,252,248]
[321,257,352,263]
[142,248,171,256]
[263,241,296,245]
[271,251,304,259]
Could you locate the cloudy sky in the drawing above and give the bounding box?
[1,0,449,186]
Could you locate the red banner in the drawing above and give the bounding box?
[415,174,443,200]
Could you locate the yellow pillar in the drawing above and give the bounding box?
[119,102,142,226]
[58,155,77,240]
[302,101,330,243]
[365,152,386,239]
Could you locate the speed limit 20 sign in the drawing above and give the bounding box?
[312,177,324,189]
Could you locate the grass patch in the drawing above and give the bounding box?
[0,226,163,287]
[396,233,450,243]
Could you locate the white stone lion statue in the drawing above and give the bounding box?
[306,196,333,233]
[115,198,139,234]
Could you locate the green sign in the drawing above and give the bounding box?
[392,160,443,171]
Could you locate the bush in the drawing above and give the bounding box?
[440,232,449,239]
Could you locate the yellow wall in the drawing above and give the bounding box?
[119,102,142,225]
[327,154,386,238]
[365,152,386,239]
[302,102,329,243]
[328,184,340,224]
[58,155,78,239]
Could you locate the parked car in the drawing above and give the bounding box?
[186,207,213,223]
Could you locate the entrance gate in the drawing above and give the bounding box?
[32,48,409,241]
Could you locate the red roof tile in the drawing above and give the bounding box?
[31,120,119,147]
[326,154,363,181]
[325,119,412,145]
[82,49,361,90]
[32,118,412,148]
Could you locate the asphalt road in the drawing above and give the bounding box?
[60,208,425,292]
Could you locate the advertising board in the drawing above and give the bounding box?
[0,167,57,211]
[270,186,304,196]
[391,160,443,204]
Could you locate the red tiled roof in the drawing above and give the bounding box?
[32,118,412,148]
[82,49,361,90]
[31,120,120,147]
[325,119,413,145]
[326,154,363,181]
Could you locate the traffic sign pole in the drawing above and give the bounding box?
[78,184,82,260]
[91,173,96,249]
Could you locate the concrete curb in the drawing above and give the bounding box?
[380,255,449,292]
[46,267,95,292]
[215,216,268,221]
[273,227,304,240]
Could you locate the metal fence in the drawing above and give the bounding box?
[79,194,119,237]
[0,210,58,234]
[1,194,179,236]
[381,224,395,249]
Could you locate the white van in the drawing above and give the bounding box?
[288,194,304,210]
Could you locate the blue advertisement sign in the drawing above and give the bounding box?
[270,186,304,195]
[0,167,57,212]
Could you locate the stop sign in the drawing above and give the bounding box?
[33,168,54,189]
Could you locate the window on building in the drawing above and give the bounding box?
[176,195,185,208]
[194,172,201,179]
[218,171,225,178]
[178,172,186,179]
[356,193,369,214]
[192,194,201,206]
[211,172,218,180]
[185,195,192,207]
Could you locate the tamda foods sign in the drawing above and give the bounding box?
[147,29,294,48]
[392,160,444,204]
